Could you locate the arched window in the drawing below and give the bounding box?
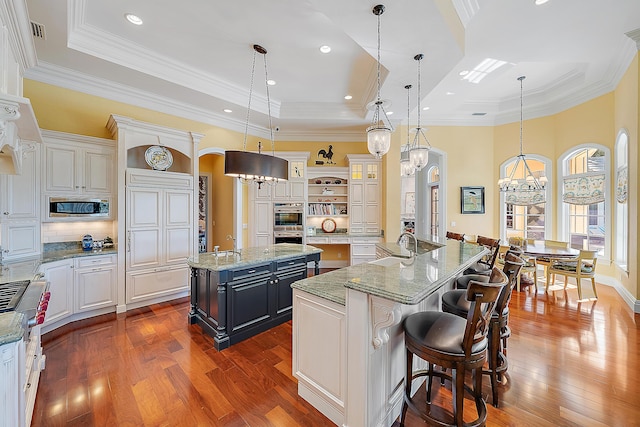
[428,166,440,237]
[614,130,628,271]
[559,145,609,257]
[499,155,552,242]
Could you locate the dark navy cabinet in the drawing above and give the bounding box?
[189,252,319,350]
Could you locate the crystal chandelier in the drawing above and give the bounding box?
[408,54,432,171]
[366,4,393,159]
[225,44,288,189]
[497,76,547,205]
[400,84,416,177]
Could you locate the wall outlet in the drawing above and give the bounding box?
[243,223,248,229]
[450,221,456,227]
[337,252,342,258]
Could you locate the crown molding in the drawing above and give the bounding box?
[67,0,278,117]
[625,27,640,50]
[0,0,38,72]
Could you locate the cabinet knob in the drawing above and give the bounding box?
[75,186,79,188]
[3,211,8,215]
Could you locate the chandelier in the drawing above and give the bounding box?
[400,84,416,177]
[497,76,547,205]
[408,53,432,172]
[366,4,393,159]
[225,44,288,189]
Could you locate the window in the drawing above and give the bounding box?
[499,155,551,241]
[614,130,628,270]
[428,166,440,238]
[560,146,608,257]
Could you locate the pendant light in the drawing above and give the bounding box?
[225,44,288,189]
[400,84,416,177]
[366,4,393,159]
[497,76,547,205]
[408,54,432,171]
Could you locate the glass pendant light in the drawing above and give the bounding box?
[409,53,432,171]
[400,84,416,177]
[366,4,393,158]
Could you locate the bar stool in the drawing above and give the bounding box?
[463,236,501,276]
[441,254,524,407]
[446,231,465,241]
[400,267,507,427]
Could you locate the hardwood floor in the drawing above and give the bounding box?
[32,280,640,426]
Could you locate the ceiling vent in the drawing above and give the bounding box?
[30,21,46,39]
[472,112,487,116]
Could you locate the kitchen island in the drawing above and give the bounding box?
[291,238,486,427]
[187,243,322,350]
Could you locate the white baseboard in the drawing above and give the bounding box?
[297,381,344,426]
[595,273,639,313]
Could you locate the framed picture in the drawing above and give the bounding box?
[461,186,485,214]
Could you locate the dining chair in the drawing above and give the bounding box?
[535,240,570,284]
[499,245,537,292]
[545,249,598,299]
[401,267,507,426]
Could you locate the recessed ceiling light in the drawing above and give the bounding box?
[459,70,469,76]
[446,92,455,96]
[534,0,550,5]
[125,13,143,25]
[344,95,353,100]
[223,109,232,113]
[422,107,430,111]
[267,79,276,86]
[387,111,394,115]
[320,45,331,54]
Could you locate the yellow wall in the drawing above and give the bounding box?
[24,64,640,299]
[312,244,349,262]
[614,54,639,298]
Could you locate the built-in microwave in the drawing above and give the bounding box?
[48,197,110,219]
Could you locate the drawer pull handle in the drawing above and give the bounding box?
[288,261,294,265]
[248,269,256,274]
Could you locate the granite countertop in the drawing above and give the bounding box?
[41,246,117,264]
[291,240,487,306]
[0,312,25,345]
[188,243,323,271]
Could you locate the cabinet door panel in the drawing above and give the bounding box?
[229,277,271,332]
[165,227,192,263]
[365,182,379,202]
[2,147,39,219]
[41,261,73,326]
[2,222,39,259]
[166,190,192,226]
[274,182,288,199]
[75,266,116,312]
[129,229,161,268]
[254,201,272,235]
[274,268,305,315]
[290,181,305,199]
[128,189,160,228]
[350,183,364,204]
[84,150,113,193]
[126,266,189,303]
[44,145,77,192]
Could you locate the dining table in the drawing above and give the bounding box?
[520,241,580,291]
[521,241,580,259]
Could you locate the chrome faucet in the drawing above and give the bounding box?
[226,234,240,257]
[397,232,418,256]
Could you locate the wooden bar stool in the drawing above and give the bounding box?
[400,267,507,427]
[441,254,524,407]
[463,236,501,276]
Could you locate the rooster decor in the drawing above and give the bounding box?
[317,145,334,165]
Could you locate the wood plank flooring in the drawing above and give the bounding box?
[32,278,640,426]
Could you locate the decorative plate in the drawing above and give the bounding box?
[145,146,173,171]
[321,218,337,233]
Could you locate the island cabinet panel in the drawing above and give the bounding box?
[190,250,319,351]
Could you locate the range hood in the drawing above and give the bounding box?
[0,94,42,175]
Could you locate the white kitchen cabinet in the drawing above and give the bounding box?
[0,144,41,261]
[40,259,74,326]
[350,237,381,265]
[43,136,115,195]
[248,152,309,246]
[347,155,381,235]
[74,255,117,312]
[126,169,193,305]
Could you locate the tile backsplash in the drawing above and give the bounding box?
[42,221,116,243]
